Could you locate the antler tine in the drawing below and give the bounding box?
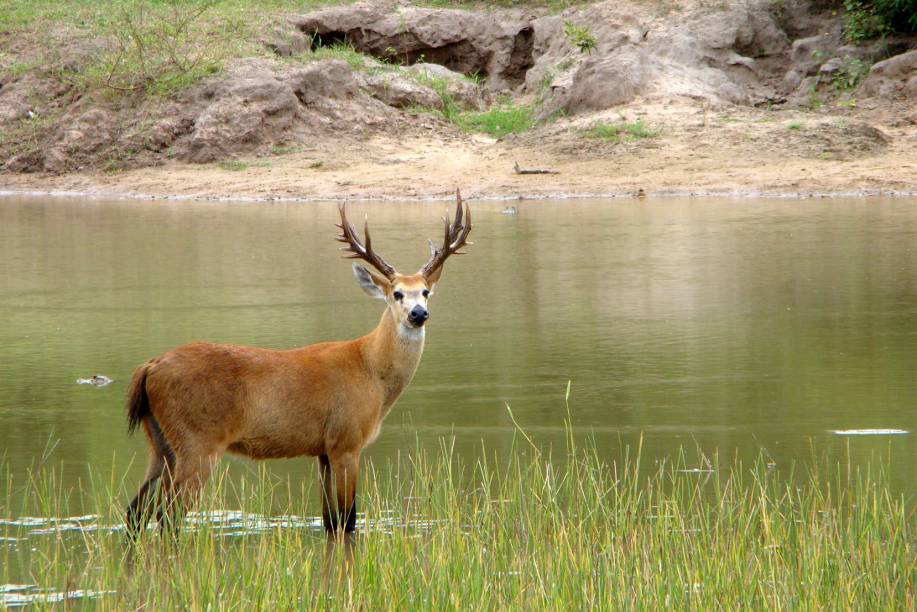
[337,203,397,279]
[420,189,473,279]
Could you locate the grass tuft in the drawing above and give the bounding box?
[217,159,269,171]
[583,119,659,142]
[458,100,535,138]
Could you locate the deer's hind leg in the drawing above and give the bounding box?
[126,414,175,539]
[158,441,222,537]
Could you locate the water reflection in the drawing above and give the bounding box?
[0,196,914,503]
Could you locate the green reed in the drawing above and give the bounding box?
[1,424,914,609]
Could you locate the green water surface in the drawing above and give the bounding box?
[0,195,914,501]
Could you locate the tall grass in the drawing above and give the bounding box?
[1,425,914,608]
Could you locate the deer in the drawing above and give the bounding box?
[124,191,472,537]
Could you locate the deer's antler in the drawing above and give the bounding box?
[337,204,397,280]
[420,189,473,279]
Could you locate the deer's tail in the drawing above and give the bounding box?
[127,362,152,435]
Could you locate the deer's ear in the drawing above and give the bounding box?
[353,264,388,300]
[424,264,444,286]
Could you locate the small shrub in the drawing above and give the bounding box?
[91,0,231,95]
[787,121,803,130]
[563,21,596,54]
[841,0,917,41]
[831,57,869,91]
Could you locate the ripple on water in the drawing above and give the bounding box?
[830,429,909,436]
[0,584,115,608]
[2,510,444,539]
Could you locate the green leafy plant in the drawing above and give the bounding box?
[841,0,917,41]
[830,57,869,91]
[563,21,597,54]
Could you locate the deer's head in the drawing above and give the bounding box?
[337,190,472,332]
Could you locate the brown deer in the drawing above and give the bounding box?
[125,192,472,536]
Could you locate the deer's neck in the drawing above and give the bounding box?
[361,308,425,410]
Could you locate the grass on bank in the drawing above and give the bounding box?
[413,74,537,139]
[2,0,550,140]
[1,422,914,609]
[582,119,659,142]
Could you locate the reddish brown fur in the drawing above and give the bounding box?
[125,197,470,536]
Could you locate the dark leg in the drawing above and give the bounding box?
[126,474,161,539]
[331,452,360,534]
[127,414,176,540]
[318,454,336,532]
[344,495,358,533]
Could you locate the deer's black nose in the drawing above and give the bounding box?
[409,306,429,326]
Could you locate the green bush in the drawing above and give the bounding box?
[841,0,917,41]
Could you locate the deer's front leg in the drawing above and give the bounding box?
[318,454,336,531]
[330,451,360,533]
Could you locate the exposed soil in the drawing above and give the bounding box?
[3,99,915,201]
[1,0,915,201]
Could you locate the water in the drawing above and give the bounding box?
[0,195,914,504]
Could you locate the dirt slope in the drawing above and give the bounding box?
[1,0,915,200]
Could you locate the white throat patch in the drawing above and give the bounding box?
[398,323,426,343]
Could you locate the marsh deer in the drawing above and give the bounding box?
[125,192,472,536]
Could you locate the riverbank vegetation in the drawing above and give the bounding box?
[2,423,913,608]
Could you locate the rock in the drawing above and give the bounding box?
[562,51,648,112]
[907,74,917,97]
[362,72,443,110]
[782,33,842,86]
[860,50,917,99]
[3,150,43,173]
[292,6,534,90]
[787,75,820,106]
[868,49,917,79]
[44,107,117,172]
[287,60,360,104]
[819,57,843,74]
[790,34,836,65]
[262,27,311,57]
[525,0,790,113]
[407,63,488,109]
[180,59,354,163]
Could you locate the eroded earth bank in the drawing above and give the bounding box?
[1,0,916,200]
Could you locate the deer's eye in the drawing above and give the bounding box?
[393,291,404,301]
[422,289,429,298]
